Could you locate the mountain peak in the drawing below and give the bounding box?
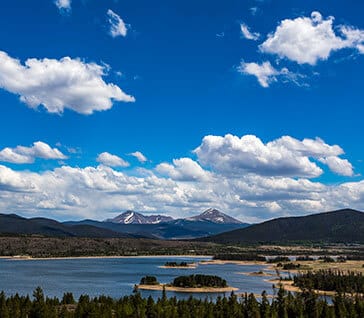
[105,211,174,224]
[187,209,242,224]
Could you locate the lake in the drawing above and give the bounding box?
[0,256,278,300]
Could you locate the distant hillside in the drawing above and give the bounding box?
[64,208,248,239]
[65,219,248,240]
[200,209,364,244]
[0,214,133,238]
[0,209,249,240]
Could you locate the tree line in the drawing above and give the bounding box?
[0,286,364,317]
[172,275,227,288]
[293,269,364,294]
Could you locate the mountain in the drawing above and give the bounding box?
[64,208,249,240]
[186,208,242,224]
[0,214,135,238]
[0,209,249,240]
[105,211,174,224]
[66,218,249,240]
[200,209,364,244]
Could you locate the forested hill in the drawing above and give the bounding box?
[200,209,364,244]
[0,213,132,238]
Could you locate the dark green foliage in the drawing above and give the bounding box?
[268,256,291,263]
[172,275,227,288]
[296,255,314,261]
[140,276,159,285]
[0,236,222,258]
[293,269,364,293]
[164,262,188,267]
[0,287,363,317]
[319,256,336,263]
[346,255,364,261]
[61,293,75,305]
[282,263,301,270]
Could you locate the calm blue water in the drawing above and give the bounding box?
[0,257,277,300]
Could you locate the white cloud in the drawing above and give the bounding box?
[260,11,364,65]
[129,151,148,163]
[194,134,353,178]
[238,61,307,87]
[54,0,71,12]
[156,158,212,182]
[318,156,353,177]
[238,61,279,87]
[339,26,364,53]
[0,134,359,222]
[97,152,130,168]
[0,50,135,115]
[107,9,128,38]
[240,23,260,41]
[0,141,67,164]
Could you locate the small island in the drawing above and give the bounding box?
[159,261,197,269]
[137,274,238,293]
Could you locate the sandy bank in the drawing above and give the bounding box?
[238,271,275,277]
[199,260,266,266]
[158,264,197,269]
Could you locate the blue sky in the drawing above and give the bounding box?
[0,0,363,222]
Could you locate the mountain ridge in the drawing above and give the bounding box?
[199,208,364,244]
[105,208,242,225]
[105,211,174,224]
[0,213,133,238]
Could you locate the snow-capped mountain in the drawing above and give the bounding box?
[105,211,174,224]
[186,208,242,224]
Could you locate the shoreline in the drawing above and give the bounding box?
[137,284,239,293]
[199,260,266,266]
[4,255,213,261]
[267,279,364,297]
[238,271,276,277]
[158,265,197,269]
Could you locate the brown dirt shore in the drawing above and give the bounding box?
[136,284,238,293]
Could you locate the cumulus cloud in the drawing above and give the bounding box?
[318,156,353,177]
[238,61,305,87]
[156,158,212,182]
[194,134,353,178]
[97,152,130,168]
[240,23,260,41]
[129,151,148,163]
[0,141,67,164]
[238,61,279,87]
[0,159,361,223]
[107,9,128,37]
[0,50,135,115]
[54,0,71,12]
[0,134,359,222]
[260,11,364,65]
